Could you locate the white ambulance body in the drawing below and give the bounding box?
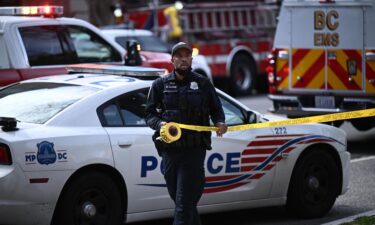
[268,0,375,131]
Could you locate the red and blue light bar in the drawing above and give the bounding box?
[0,6,63,17]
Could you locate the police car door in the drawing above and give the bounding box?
[199,92,276,205]
[99,88,174,214]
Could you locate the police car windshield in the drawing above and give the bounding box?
[0,82,99,124]
[115,36,171,53]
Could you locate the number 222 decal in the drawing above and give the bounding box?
[274,127,287,135]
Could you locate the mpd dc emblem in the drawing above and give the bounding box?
[37,141,57,165]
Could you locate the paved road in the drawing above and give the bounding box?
[128,95,375,225]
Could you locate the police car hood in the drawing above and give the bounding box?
[260,113,286,122]
[259,113,347,146]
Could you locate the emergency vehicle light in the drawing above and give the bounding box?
[67,64,165,78]
[0,6,63,17]
[0,117,18,132]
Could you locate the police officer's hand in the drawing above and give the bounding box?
[159,121,167,129]
[215,122,228,137]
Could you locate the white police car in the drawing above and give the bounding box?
[0,64,349,225]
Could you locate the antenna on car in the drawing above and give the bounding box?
[0,117,18,132]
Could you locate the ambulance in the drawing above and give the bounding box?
[267,0,375,131]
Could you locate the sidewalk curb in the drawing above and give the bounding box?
[322,209,375,225]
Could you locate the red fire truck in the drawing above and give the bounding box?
[126,0,279,95]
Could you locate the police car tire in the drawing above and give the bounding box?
[350,118,374,131]
[286,149,339,218]
[230,54,256,96]
[52,171,124,225]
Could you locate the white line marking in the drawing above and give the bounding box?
[351,155,375,163]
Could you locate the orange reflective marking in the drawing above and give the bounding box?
[292,49,324,89]
[366,50,375,93]
[293,51,325,88]
[328,50,362,90]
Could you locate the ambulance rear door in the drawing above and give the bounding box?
[288,1,367,108]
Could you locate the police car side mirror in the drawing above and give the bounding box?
[245,111,257,124]
[125,39,142,66]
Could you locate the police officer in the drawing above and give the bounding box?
[145,42,227,225]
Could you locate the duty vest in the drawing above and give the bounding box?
[160,72,211,149]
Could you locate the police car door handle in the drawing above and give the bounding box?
[117,140,133,148]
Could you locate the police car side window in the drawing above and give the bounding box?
[67,26,122,63]
[117,89,148,126]
[219,96,245,125]
[98,88,148,127]
[102,104,124,126]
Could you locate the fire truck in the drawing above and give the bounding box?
[267,0,375,131]
[126,0,279,95]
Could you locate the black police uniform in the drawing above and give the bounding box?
[145,71,225,225]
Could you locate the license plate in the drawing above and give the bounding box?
[315,96,335,109]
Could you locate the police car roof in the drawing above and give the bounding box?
[67,64,164,77]
[24,73,145,89]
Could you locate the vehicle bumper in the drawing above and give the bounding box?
[269,94,375,117]
[0,165,54,225]
[339,151,351,195]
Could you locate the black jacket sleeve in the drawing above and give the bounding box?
[145,78,164,130]
[202,77,225,124]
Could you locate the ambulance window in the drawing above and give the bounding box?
[0,36,9,69]
[19,26,68,66]
[67,26,122,63]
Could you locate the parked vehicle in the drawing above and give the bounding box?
[0,64,349,225]
[267,0,375,131]
[126,1,279,95]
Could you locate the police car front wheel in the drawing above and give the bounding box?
[52,171,124,225]
[286,149,340,218]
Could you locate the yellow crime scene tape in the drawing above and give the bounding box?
[159,108,375,143]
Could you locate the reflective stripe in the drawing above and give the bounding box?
[328,50,362,90]
[366,50,375,93]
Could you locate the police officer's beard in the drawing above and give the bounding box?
[175,66,192,77]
